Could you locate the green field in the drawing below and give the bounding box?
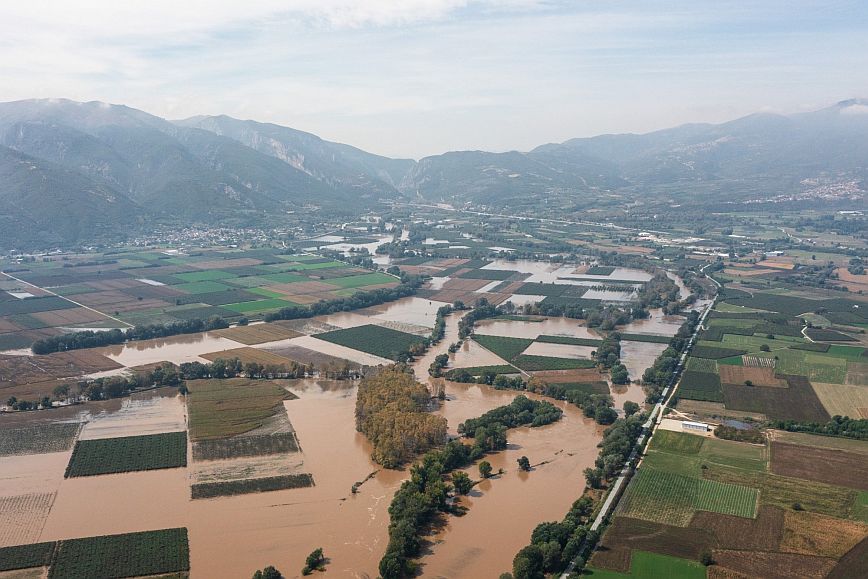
[65,432,187,477]
[0,542,56,572]
[650,431,704,455]
[174,280,233,294]
[48,528,189,579]
[473,334,533,360]
[587,550,707,578]
[261,272,311,284]
[325,272,397,289]
[447,364,518,376]
[512,355,597,371]
[191,473,314,499]
[176,270,235,282]
[619,468,757,525]
[314,324,425,360]
[224,298,297,313]
[536,334,603,347]
[678,371,723,402]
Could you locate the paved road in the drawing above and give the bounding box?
[559,281,717,578]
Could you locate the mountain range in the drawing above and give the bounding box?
[0,98,866,248]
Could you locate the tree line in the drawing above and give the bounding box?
[31,317,230,355]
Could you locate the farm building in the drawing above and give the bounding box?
[681,421,711,433]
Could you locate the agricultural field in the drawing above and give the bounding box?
[48,528,189,579]
[0,423,81,456]
[64,431,188,477]
[313,324,425,361]
[597,425,868,577]
[587,550,707,578]
[471,332,597,371]
[191,473,314,499]
[186,378,294,440]
[0,247,400,353]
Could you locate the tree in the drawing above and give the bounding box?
[512,544,545,579]
[452,471,473,495]
[302,548,326,575]
[584,467,603,489]
[479,460,493,479]
[252,566,282,579]
[517,456,531,471]
[760,344,770,352]
[623,401,640,417]
[52,384,70,400]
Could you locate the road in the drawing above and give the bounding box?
[0,271,132,329]
[559,273,717,578]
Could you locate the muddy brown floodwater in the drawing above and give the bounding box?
[98,332,244,367]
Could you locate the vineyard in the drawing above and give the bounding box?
[65,431,187,477]
[47,528,189,579]
[191,473,314,499]
[0,423,81,456]
[192,432,300,461]
[313,324,425,360]
[0,542,55,572]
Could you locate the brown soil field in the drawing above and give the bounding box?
[0,350,122,387]
[719,365,787,387]
[498,281,527,295]
[826,536,868,578]
[589,545,632,573]
[846,362,868,386]
[756,260,796,270]
[0,318,22,333]
[707,566,758,579]
[722,375,830,422]
[476,292,511,305]
[691,506,784,552]
[723,268,780,277]
[771,430,868,454]
[429,289,485,304]
[677,399,768,421]
[780,510,868,558]
[32,307,110,326]
[713,550,836,579]
[770,441,868,491]
[212,323,302,345]
[592,516,716,571]
[833,268,868,293]
[83,278,142,290]
[200,347,296,367]
[811,382,868,418]
[440,277,494,291]
[259,344,358,369]
[75,290,169,313]
[118,284,186,300]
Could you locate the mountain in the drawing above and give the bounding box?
[0,145,141,247]
[0,97,865,249]
[176,115,414,197]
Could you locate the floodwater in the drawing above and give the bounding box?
[423,383,602,577]
[480,260,653,285]
[618,308,683,336]
[78,389,186,440]
[611,340,669,409]
[99,333,243,367]
[475,317,602,341]
[522,341,595,359]
[273,335,392,367]
[367,296,450,329]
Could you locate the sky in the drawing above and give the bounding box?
[1,1,867,159]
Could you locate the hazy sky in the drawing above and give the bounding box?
[2,1,867,158]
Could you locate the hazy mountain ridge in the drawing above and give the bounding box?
[0,98,865,248]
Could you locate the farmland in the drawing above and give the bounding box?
[0,423,81,456]
[65,431,188,477]
[186,378,294,440]
[191,473,314,499]
[313,324,425,361]
[0,542,56,572]
[48,528,189,579]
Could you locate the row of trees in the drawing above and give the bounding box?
[31,317,229,355]
[771,416,868,440]
[641,310,700,402]
[264,276,423,322]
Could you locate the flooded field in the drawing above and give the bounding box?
[618,308,684,336]
[99,332,243,367]
[476,317,602,340]
[78,388,186,440]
